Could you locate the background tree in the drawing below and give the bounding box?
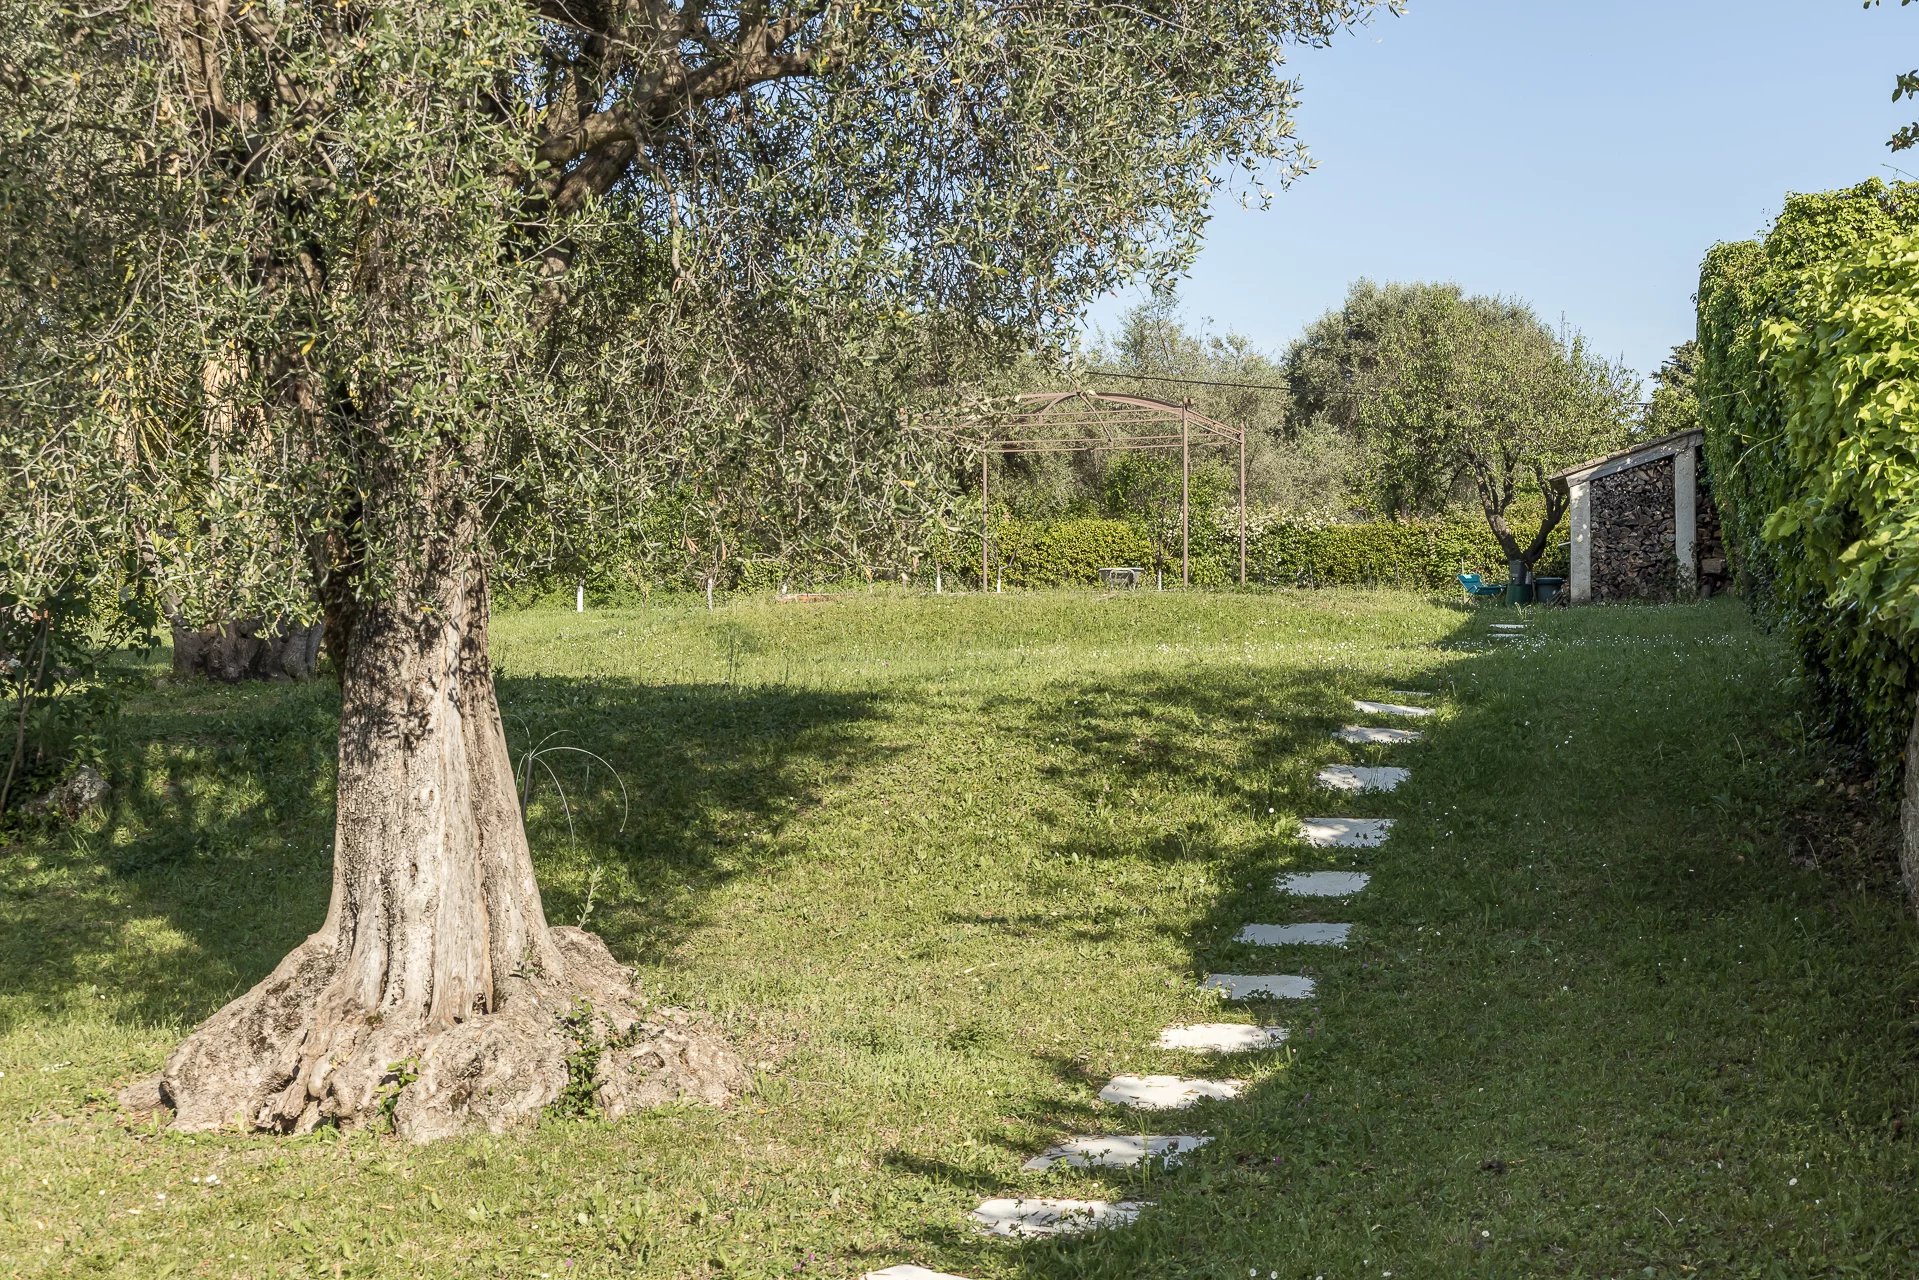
[2,0,1391,1137]
[1287,280,1636,586]
[1644,340,1701,439]
[1867,0,1919,151]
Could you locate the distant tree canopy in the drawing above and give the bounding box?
[1285,280,1636,575]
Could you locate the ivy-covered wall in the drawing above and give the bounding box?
[1697,178,1919,784]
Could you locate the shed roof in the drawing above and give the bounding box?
[1549,428,1704,486]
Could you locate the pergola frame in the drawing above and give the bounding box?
[925,390,1247,588]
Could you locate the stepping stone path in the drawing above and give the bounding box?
[970,1198,1147,1238]
[1202,973,1316,1000]
[1235,922,1351,947]
[1022,1135,1211,1172]
[1156,1023,1289,1052]
[1276,869,1371,897]
[1317,763,1408,794]
[1099,1074,1244,1109]
[1299,816,1393,847]
[1337,724,1422,746]
[1352,698,1434,718]
[894,688,1429,1271]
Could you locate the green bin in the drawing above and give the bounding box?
[1535,576,1564,605]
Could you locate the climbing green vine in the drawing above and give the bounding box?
[1698,179,1919,767]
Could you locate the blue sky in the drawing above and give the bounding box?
[1084,0,1917,381]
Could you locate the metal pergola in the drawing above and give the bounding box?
[924,390,1248,588]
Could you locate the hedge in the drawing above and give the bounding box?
[509,508,1566,602]
[1698,178,1919,769]
[961,510,1562,592]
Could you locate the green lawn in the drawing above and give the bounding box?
[3,590,1917,1278]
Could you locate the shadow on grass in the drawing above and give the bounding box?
[886,602,1919,1278]
[0,673,881,1035]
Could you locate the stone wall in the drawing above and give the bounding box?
[1591,456,1678,601]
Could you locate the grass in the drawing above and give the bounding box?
[2,588,1917,1278]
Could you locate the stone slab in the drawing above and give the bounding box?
[1234,922,1352,947]
[1099,1074,1245,1110]
[1336,724,1422,746]
[970,1198,1147,1238]
[1156,1024,1289,1053]
[1299,817,1393,848]
[1490,622,1526,631]
[1275,870,1371,897]
[866,1268,973,1280]
[1352,699,1434,719]
[1203,973,1316,1000]
[1316,764,1409,794]
[1022,1135,1210,1172]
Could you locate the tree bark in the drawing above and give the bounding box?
[170,616,325,682]
[145,544,746,1140]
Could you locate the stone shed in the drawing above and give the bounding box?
[1551,429,1728,604]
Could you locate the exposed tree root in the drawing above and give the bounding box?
[122,928,747,1143]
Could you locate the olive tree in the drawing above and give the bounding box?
[1287,280,1635,585]
[2,0,1390,1138]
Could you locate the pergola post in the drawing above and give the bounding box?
[1180,404,1191,587]
[980,448,989,592]
[1237,425,1247,587]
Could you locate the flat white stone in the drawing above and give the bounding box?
[1352,699,1434,719]
[1235,922,1352,947]
[1336,724,1422,746]
[1491,632,1526,640]
[1276,870,1371,897]
[1491,622,1526,631]
[1099,1074,1244,1110]
[1022,1135,1210,1172]
[1156,1023,1289,1053]
[866,1268,974,1280]
[970,1198,1147,1238]
[1317,764,1408,794]
[1203,973,1316,1000]
[1299,817,1393,848]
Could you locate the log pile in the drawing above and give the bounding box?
[1591,457,1679,601]
[1696,476,1731,597]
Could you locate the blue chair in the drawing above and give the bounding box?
[1458,571,1507,601]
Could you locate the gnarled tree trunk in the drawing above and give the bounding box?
[144,543,746,1141]
[170,616,325,682]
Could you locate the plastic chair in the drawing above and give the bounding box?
[1458,571,1507,601]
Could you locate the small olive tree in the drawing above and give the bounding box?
[3,0,1391,1137]
[1287,280,1636,585]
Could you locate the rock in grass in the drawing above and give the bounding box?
[1234,923,1351,947]
[970,1198,1147,1238]
[1098,1074,1243,1110]
[1022,1134,1210,1171]
[1156,1024,1289,1053]
[1298,817,1393,848]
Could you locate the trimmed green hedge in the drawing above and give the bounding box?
[1698,178,1919,768]
[507,507,1566,602]
[968,511,1561,592]
[995,518,1156,587]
